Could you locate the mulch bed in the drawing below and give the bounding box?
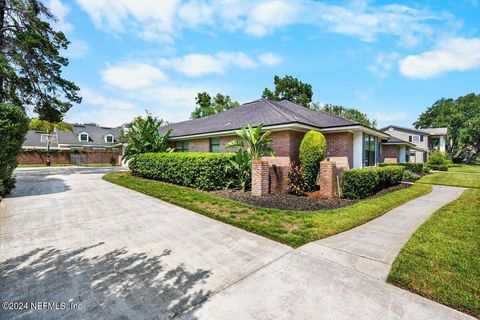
[210,184,410,211]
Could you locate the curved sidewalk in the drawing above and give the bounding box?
[300,185,465,279]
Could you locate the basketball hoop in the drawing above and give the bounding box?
[40,134,58,144]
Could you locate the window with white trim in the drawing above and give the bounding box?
[105,134,114,143]
[411,135,420,142]
[79,132,89,142]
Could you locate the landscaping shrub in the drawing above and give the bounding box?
[379,162,425,174]
[403,170,420,182]
[287,165,307,196]
[341,166,405,199]
[130,152,237,190]
[0,103,28,197]
[428,151,448,166]
[299,130,327,191]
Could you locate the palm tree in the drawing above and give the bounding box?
[225,123,275,191]
[225,123,275,160]
[29,118,73,166]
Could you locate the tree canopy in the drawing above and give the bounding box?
[414,93,480,161]
[190,92,239,119]
[314,103,378,128]
[122,112,172,161]
[0,0,81,122]
[262,75,313,108]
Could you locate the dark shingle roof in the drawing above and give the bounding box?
[22,124,121,148]
[160,99,358,138]
[57,124,121,146]
[382,136,414,146]
[23,130,59,148]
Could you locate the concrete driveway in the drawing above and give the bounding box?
[0,167,290,319]
[0,167,474,319]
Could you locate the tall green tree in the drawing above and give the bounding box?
[190,92,239,119]
[0,0,81,121]
[262,75,313,108]
[313,103,377,128]
[0,103,28,195]
[414,93,480,161]
[28,118,73,166]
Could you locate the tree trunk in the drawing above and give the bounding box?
[0,0,5,102]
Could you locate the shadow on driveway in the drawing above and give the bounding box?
[0,243,210,319]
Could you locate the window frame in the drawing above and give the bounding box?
[209,137,220,152]
[78,132,89,142]
[363,133,378,167]
[175,141,189,152]
[105,134,114,143]
[411,135,421,142]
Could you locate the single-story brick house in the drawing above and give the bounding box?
[19,124,123,165]
[159,99,410,170]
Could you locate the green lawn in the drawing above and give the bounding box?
[388,188,480,318]
[103,172,431,248]
[449,165,480,173]
[418,172,480,188]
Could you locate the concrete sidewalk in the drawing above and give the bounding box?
[183,185,472,320]
[300,185,465,279]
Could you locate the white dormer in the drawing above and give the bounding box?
[104,133,115,143]
[78,131,89,142]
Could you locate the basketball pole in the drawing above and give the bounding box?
[46,138,51,166]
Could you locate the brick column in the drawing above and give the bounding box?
[252,160,270,196]
[318,160,338,198]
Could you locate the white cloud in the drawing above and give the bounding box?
[368,52,399,78]
[399,37,480,78]
[245,1,301,36]
[101,62,167,90]
[76,0,449,46]
[80,88,135,110]
[66,88,139,126]
[160,51,280,77]
[259,53,283,66]
[65,39,89,58]
[47,0,73,32]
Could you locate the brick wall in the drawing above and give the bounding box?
[324,132,353,170]
[252,160,270,196]
[17,150,122,165]
[188,138,210,152]
[318,160,338,198]
[17,152,70,165]
[381,145,399,163]
[171,130,354,170]
[269,165,289,193]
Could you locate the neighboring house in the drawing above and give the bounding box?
[380,125,448,163]
[159,99,390,169]
[20,124,123,165]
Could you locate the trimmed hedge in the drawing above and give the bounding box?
[0,103,28,197]
[379,162,425,174]
[129,152,237,190]
[299,130,327,191]
[341,166,405,199]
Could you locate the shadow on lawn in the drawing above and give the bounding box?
[0,243,211,319]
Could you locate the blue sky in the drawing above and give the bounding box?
[45,0,480,128]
